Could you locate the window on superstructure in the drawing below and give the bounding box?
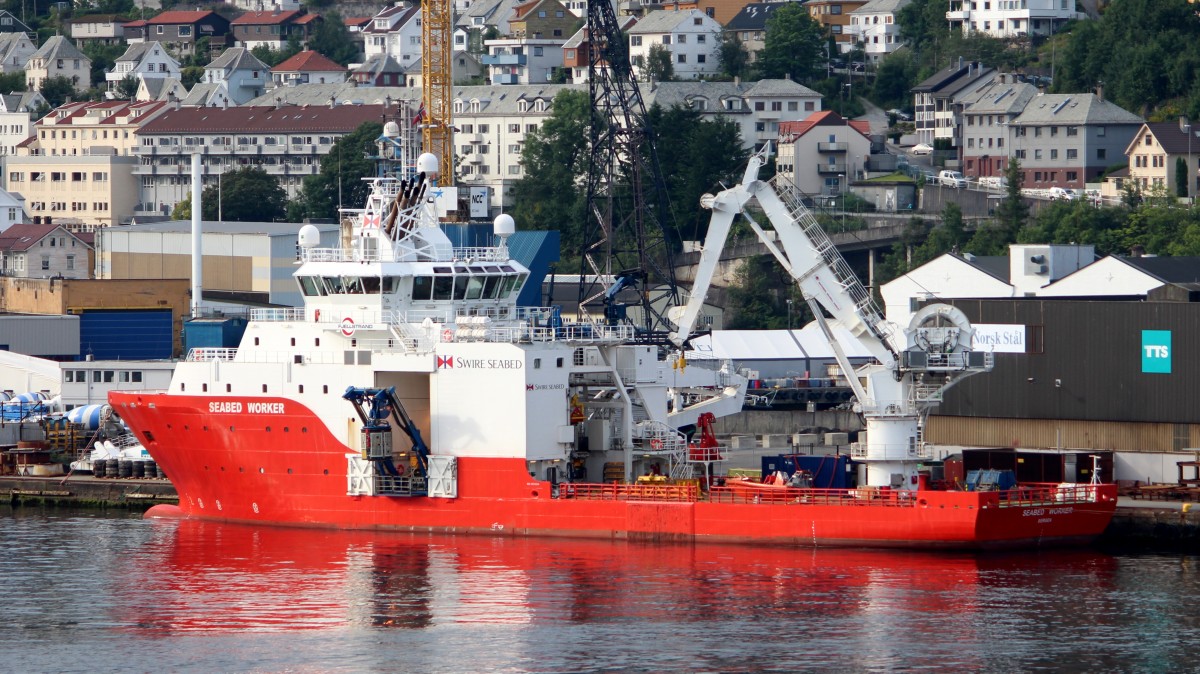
[465,275,485,300]
[322,276,344,294]
[413,276,433,300]
[298,276,323,296]
[433,275,454,300]
[482,275,501,299]
[341,276,365,294]
[453,275,470,300]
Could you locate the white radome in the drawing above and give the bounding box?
[298,224,321,248]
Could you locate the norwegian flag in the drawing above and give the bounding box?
[361,212,381,230]
[413,102,426,126]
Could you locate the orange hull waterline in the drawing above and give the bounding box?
[112,138,1117,551]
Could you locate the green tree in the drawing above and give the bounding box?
[994,158,1028,237]
[509,89,592,258]
[759,3,823,83]
[115,74,138,100]
[0,71,25,93]
[251,36,303,68]
[646,43,674,82]
[208,167,288,222]
[717,33,750,79]
[1056,0,1200,117]
[306,11,360,65]
[645,104,748,243]
[82,43,126,90]
[181,65,204,89]
[289,121,383,221]
[39,76,77,108]
[871,52,917,110]
[1178,156,1190,198]
[725,256,808,329]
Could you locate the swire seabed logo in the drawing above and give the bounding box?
[437,356,454,369]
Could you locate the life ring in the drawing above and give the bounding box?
[442,329,453,342]
[650,439,663,450]
[314,309,321,322]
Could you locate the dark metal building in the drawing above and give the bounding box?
[926,298,1200,453]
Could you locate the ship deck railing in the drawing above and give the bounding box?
[991,482,1103,506]
[564,482,699,502]
[707,485,920,506]
[301,246,509,264]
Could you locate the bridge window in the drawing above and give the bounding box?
[298,276,324,296]
[433,276,454,300]
[465,275,485,300]
[413,275,433,300]
[483,275,501,298]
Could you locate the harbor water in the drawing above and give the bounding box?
[2,507,1198,673]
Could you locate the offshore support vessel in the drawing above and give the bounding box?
[111,138,1117,549]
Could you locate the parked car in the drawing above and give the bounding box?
[938,170,967,189]
[887,108,913,122]
[1049,186,1077,201]
[910,143,934,155]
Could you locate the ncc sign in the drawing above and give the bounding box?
[1141,330,1172,374]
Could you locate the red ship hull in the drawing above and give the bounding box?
[111,392,1118,550]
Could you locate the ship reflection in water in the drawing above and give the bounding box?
[9,512,1200,672]
[128,520,1126,645]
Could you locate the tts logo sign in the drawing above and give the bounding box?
[1141,330,1171,374]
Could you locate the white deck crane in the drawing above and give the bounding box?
[670,146,993,490]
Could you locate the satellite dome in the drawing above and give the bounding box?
[493,213,515,238]
[417,153,439,176]
[298,224,321,248]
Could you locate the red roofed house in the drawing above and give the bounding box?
[0,223,94,279]
[270,50,347,87]
[232,9,322,51]
[128,10,232,60]
[776,110,872,197]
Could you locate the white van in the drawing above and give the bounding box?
[938,170,967,188]
[1048,187,1076,201]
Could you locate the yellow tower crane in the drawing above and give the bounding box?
[421,0,453,187]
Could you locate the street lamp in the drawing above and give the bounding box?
[838,173,845,231]
[1187,123,1193,200]
[786,298,793,330]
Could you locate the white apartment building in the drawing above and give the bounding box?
[0,92,44,156]
[848,0,910,64]
[363,2,423,65]
[10,101,169,228]
[482,38,564,84]
[243,80,827,213]
[947,0,1081,38]
[131,103,385,216]
[628,9,722,81]
[106,42,181,97]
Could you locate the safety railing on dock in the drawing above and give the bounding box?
[564,482,699,502]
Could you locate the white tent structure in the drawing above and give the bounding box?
[687,322,875,381]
